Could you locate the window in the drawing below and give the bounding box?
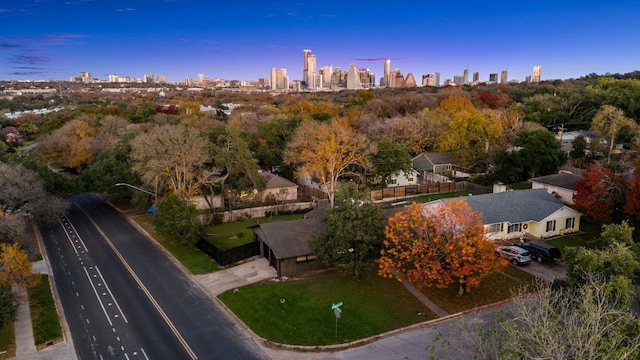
[389,179,397,185]
[565,217,575,229]
[546,220,556,232]
[507,223,522,233]
[407,177,414,182]
[296,255,317,264]
[487,223,504,233]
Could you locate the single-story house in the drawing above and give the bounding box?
[424,188,582,241]
[190,171,298,210]
[250,218,326,278]
[529,172,583,204]
[251,203,403,277]
[387,169,420,187]
[261,171,298,202]
[412,152,469,182]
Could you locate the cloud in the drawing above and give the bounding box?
[0,43,23,49]
[10,71,51,76]
[116,8,136,12]
[42,33,87,45]
[9,54,49,65]
[0,9,9,13]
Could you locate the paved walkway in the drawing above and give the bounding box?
[9,260,76,360]
[194,257,277,297]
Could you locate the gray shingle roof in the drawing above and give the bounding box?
[444,188,566,225]
[252,218,325,259]
[528,173,583,190]
[260,172,297,189]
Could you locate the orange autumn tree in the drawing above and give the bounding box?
[379,200,508,296]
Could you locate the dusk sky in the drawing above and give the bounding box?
[1,1,639,83]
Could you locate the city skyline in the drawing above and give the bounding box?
[2,1,640,83]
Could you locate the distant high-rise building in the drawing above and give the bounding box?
[489,73,498,82]
[389,69,404,88]
[331,67,345,89]
[197,73,204,83]
[303,49,317,88]
[270,68,277,90]
[422,73,439,87]
[453,75,464,86]
[404,73,416,87]
[159,75,166,83]
[144,74,158,83]
[532,65,541,83]
[271,68,289,90]
[463,68,469,85]
[382,59,391,87]
[500,70,508,84]
[473,72,479,83]
[358,68,375,88]
[108,74,118,83]
[346,63,363,89]
[320,66,332,88]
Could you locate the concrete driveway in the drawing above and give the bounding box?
[515,260,568,282]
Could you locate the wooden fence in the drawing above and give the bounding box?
[369,181,491,201]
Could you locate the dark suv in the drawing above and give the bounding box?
[516,242,561,263]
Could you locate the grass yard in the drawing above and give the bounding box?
[29,275,63,349]
[133,215,219,274]
[204,214,304,250]
[547,220,602,255]
[0,320,15,360]
[418,266,539,314]
[218,268,434,346]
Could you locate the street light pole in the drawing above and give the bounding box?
[115,183,156,196]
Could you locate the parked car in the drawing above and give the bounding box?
[495,245,532,265]
[516,241,561,263]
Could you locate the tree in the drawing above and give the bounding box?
[0,161,68,224]
[204,124,266,212]
[494,129,568,182]
[309,183,385,277]
[152,192,204,245]
[564,241,640,284]
[590,105,639,165]
[436,96,504,172]
[0,243,40,288]
[573,163,627,222]
[379,200,508,296]
[624,155,640,221]
[82,134,141,195]
[460,276,640,360]
[284,119,376,208]
[368,138,412,187]
[36,118,98,172]
[130,124,210,198]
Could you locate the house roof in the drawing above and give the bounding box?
[252,218,325,259]
[412,152,458,171]
[436,188,572,225]
[529,173,583,190]
[260,172,297,189]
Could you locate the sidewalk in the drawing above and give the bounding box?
[9,260,75,360]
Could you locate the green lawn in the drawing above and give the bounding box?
[0,319,15,360]
[133,215,219,274]
[218,268,433,346]
[418,266,539,314]
[547,220,602,256]
[204,214,304,250]
[29,275,63,349]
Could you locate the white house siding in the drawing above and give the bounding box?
[531,182,577,205]
[387,170,419,187]
[484,206,581,241]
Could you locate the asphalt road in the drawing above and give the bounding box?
[41,193,268,360]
